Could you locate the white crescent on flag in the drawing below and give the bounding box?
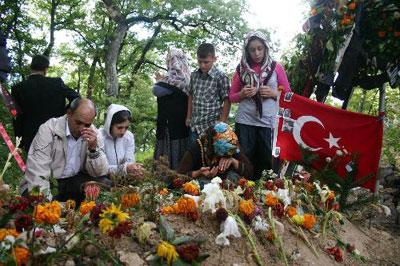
[293,115,324,151]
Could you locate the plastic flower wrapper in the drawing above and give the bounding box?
[221,216,241,237]
[201,177,226,213]
[216,216,241,246]
[277,188,291,208]
[252,215,269,232]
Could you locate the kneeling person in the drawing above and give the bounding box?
[99,104,144,179]
[20,98,109,203]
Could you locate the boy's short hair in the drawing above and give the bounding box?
[30,55,50,71]
[197,43,215,58]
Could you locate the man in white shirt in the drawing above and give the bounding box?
[20,98,109,203]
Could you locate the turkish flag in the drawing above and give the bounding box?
[273,92,383,192]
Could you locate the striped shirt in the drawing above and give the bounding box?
[189,66,230,135]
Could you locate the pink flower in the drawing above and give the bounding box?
[84,183,100,201]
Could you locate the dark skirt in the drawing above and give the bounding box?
[154,128,188,170]
[154,82,189,169]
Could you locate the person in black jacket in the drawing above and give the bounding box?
[11,55,80,151]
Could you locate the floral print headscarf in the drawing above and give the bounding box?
[163,48,191,95]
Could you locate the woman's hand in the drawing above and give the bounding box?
[259,86,278,99]
[240,85,257,99]
[127,163,145,179]
[193,166,219,179]
[155,72,165,81]
[218,157,239,172]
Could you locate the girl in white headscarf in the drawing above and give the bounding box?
[229,31,292,180]
[153,48,191,170]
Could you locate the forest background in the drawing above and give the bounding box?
[1,0,399,187]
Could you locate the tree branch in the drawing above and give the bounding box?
[132,24,162,74]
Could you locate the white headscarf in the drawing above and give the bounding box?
[163,48,191,95]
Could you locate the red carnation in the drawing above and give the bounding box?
[14,214,33,232]
[274,179,285,189]
[176,242,200,263]
[264,180,275,190]
[108,221,132,238]
[172,178,184,189]
[9,196,29,212]
[243,187,254,200]
[90,203,106,225]
[273,202,285,219]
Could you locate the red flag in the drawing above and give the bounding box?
[273,92,383,191]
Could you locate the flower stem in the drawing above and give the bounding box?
[268,207,288,266]
[232,213,264,266]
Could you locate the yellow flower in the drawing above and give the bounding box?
[34,201,62,225]
[100,203,129,223]
[246,181,256,187]
[157,241,179,265]
[65,199,76,210]
[292,214,305,226]
[239,199,255,216]
[121,193,140,209]
[80,201,96,215]
[0,228,19,241]
[99,218,114,234]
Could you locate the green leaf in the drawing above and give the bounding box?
[159,215,175,241]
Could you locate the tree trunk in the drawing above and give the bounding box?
[87,55,99,99]
[43,0,57,57]
[105,22,128,96]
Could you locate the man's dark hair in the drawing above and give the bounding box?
[30,55,50,71]
[197,43,215,58]
[69,97,97,116]
[111,110,131,127]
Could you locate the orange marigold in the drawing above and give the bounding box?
[121,193,140,208]
[286,206,297,218]
[161,206,175,214]
[183,182,199,196]
[0,228,19,241]
[265,194,279,207]
[303,214,316,230]
[175,197,197,215]
[80,201,96,215]
[34,201,62,225]
[14,247,29,266]
[304,182,314,193]
[159,188,169,196]
[239,199,255,216]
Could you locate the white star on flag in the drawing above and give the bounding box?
[324,132,341,149]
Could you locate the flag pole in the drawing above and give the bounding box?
[375,83,386,196]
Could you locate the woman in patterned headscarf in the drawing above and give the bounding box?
[153,48,191,170]
[229,31,292,180]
